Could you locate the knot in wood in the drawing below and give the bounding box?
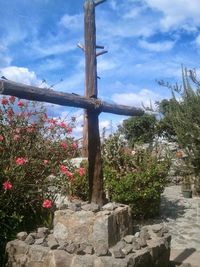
[91,98,103,112]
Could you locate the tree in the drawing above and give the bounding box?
[119,113,156,147]
[155,98,177,140]
[158,67,200,188]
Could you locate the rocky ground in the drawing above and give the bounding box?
[150,185,200,267]
[160,186,200,251]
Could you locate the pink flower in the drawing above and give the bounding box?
[60,164,67,174]
[79,167,85,177]
[48,118,57,124]
[48,124,55,130]
[1,97,8,105]
[66,171,73,179]
[15,157,28,165]
[27,127,34,133]
[43,160,48,165]
[60,165,73,179]
[67,127,72,134]
[59,122,67,129]
[15,128,21,134]
[42,199,52,209]
[17,101,25,107]
[0,135,4,141]
[3,181,13,190]
[13,135,20,141]
[9,96,15,104]
[72,142,78,149]
[7,108,14,119]
[61,142,67,149]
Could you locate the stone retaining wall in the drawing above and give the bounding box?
[6,202,171,267]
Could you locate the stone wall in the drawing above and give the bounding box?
[6,202,171,267]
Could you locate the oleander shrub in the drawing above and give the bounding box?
[0,96,85,265]
[103,133,170,219]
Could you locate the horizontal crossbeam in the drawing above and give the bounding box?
[0,79,144,116]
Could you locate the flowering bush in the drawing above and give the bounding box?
[0,96,85,265]
[103,133,170,219]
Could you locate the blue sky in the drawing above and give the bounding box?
[1,0,200,136]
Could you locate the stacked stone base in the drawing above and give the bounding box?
[6,202,171,267]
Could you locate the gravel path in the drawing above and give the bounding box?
[160,185,200,251]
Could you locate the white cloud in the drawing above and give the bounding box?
[195,35,200,47]
[56,72,84,94]
[100,120,111,130]
[97,58,119,72]
[31,41,76,58]
[138,40,175,52]
[0,66,41,86]
[111,89,163,108]
[59,14,83,30]
[109,0,117,10]
[145,0,200,31]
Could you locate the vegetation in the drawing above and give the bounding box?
[103,133,170,219]
[0,97,85,265]
[157,68,200,184]
[119,113,157,147]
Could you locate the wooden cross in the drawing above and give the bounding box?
[0,0,144,206]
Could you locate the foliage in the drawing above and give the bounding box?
[158,67,200,177]
[103,133,170,219]
[155,99,177,140]
[119,113,157,147]
[0,96,85,265]
[69,160,89,201]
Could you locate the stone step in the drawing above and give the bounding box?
[170,249,200,267]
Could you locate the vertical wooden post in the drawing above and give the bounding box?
[84,0,105,205]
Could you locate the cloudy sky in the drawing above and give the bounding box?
[0,0,200,136]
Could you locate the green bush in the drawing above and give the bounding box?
[0,96,83,265]
[158,67,200,190]
[103,134,170,219]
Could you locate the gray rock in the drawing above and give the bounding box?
[24,234,35,245]
[57,244,68,250]
[152,224,163,233]
[16,232,28,241]
[81,203,100,212]
[115,240,126,250]
[95,244,109,256]
[37,227,49,234]
[101,210,111,216]
[68,202,81,212]
[134,232,140,238]
[121,244,133,255]
[138,237,147,247]
[57,203,68,210]
[37,227,49,236]
[132,240,141,250]
[113,248,125,258]
[102,202,118,211]
[140,228,151,241]
[47,238,59,250]
[34,238,45,245]
[84,245,94,255]
[66,242,78,254]
[123,235,134,244]
[47,237,59,250]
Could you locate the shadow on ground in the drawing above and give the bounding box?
[160,196,187,220]
[170,248,196,267]
[134,195,187,228]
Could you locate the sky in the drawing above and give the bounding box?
[0,0,200,137]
